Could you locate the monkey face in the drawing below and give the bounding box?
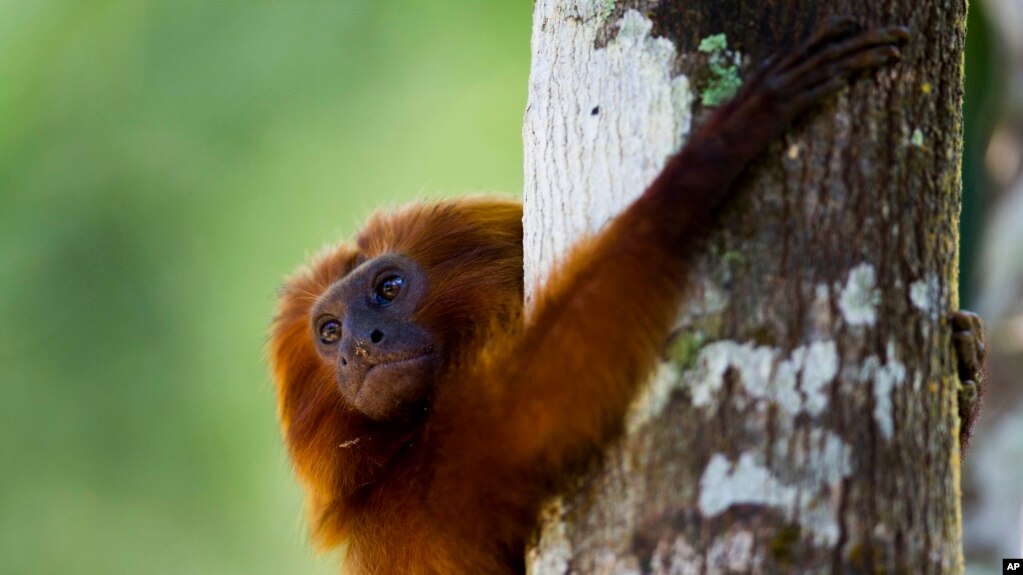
[311,253,439,421]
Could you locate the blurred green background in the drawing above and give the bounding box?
[0,2,530,573]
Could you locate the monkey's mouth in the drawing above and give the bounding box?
[348,352,438,421]
[359,351,438,395]
[364,352,436,378]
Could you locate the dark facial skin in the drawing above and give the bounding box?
[311,253,439,421]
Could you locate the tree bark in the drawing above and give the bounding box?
[522,1,967,574]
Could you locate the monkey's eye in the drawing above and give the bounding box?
[318,320,341,345]
[374,275,404,305]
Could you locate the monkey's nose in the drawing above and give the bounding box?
[338,342,367,369]
[338,334,380,371]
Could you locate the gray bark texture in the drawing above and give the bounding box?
[522,1,967,574]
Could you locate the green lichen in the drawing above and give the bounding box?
[698,34,727,53]
[698,33,742,106]
[669,331,705,371]
[597,0,614,22]
[910,128,924,147]
[722,250,745,266]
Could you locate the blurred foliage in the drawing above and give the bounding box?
[961,0,1002,307]
[0,1,530,574]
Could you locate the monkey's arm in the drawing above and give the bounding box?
[441,20,908,478]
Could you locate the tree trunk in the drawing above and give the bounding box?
[522,1,967,574]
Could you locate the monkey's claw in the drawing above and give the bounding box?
[951,310,986,451]
[732,18,909,129]
[774,22,908,103]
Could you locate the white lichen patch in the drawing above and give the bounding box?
[800,341,839,416]
[688,341,776,408]
[689,339,838,419]
[699,447,848,546]
[861,356,888,436]
[910,273,939,316]
[771,348,807,416]
[859,341,908,440]
[705,528,756,573]
[765,354,804,418]
[910,280,929,311]
[696,362,854,545]
[523,3,695,292]
[699,452,796,516]
[670,75,694,149]
[617,8,654,39]
[786,428,853,486]
[839,263,879,326]
[649,536,702,575]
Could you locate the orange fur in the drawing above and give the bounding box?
[269,21,906,574]
[271,195,696,574]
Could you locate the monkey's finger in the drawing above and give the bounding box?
[957,379,981,451]
[953,332,982,383]
[771,17,861,72]
[812,16,863,44]
[777,47,898,122]
[958,379,980,414]
[952,310,987,349]
[777,22,905,78]
[789,76,849,111]
[959,379,979,397]
[792,45,901,102]
[812,25,910,60]
[779,31,906,92]
[950,310,976,333]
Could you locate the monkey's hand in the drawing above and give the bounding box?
[951,310,986,452]
[655,19,909,223]
[738,17,909,125]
